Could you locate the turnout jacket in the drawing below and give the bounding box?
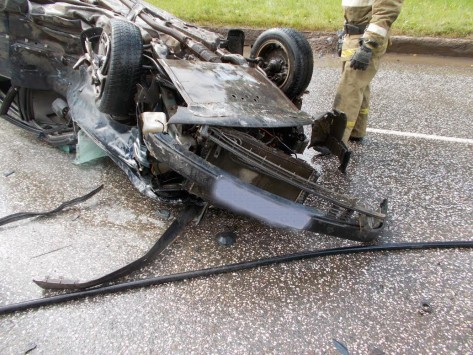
[342,0,403,45]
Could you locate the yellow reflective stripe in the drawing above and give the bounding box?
[341,49,357,60]
[359,108,369,115]
[347,121,356,127]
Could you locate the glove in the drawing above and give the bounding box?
[350,44,372,70]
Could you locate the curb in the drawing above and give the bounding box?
[388,36,473,58]
[208,27,473,58]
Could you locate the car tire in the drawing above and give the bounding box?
[251,28,313,100]
[96,19,142,117]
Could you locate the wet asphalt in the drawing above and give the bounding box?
[0,54,472,354]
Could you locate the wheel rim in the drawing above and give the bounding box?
[86,31,111,99]
[97,32,111,76]
[255,39,291,89]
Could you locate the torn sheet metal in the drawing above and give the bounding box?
[161,59,313,127]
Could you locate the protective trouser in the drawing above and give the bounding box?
[333,33,386,142]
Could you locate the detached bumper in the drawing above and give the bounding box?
[146,133,387,242]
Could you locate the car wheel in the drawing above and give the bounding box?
[251,28,313,100]
[90,19,142,117]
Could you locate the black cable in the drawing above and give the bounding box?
[0,86,18,115]
[0,185,104,227]
[1,240,471,315]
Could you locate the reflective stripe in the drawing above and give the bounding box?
[360,108,369,115]
[347,121,356,127]
[341,48,357,60]
[366,23,388,38]
[342,0,373,7]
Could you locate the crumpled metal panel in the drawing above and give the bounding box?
[161,59,313,128]
[66,67,158,200]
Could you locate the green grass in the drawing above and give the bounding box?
[149,0,473,38]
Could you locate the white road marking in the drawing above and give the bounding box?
[367,128,473,144]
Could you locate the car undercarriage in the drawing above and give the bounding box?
[0,0,387,251]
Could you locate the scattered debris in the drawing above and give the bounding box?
[419,301,433,315]
[0,185,103,227]
[332,339,350,355]
[24,342,37,354]
[31,245,72,259]
[216,230,237,246]
[155,209,171,220]
[33,205,202,290]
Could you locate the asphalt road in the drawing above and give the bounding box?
[0,54,472,354]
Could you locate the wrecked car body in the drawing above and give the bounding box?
[0,0,387,244]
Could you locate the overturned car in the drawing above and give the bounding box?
[0,0,387,244]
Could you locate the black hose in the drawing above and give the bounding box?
[1,240,471,315]
[0,185,103,227]
[42,133,77,147]
[0,86,18,115]
[1,105,72,134]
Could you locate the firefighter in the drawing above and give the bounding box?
[335,0,404,142]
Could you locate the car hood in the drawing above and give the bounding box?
[160,59,314,128]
